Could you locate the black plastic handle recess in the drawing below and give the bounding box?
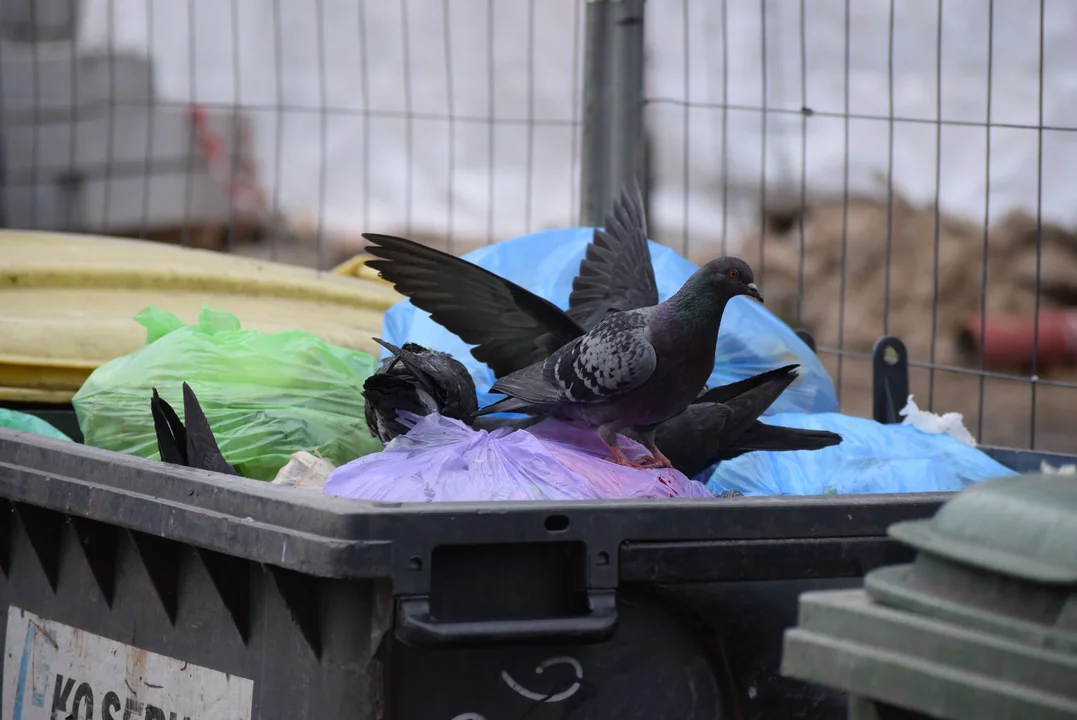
[394,589,618,648]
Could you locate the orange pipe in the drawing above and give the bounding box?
[961,311,1077,366]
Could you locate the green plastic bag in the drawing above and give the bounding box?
[73,306,383,480]
[0,409,73,442]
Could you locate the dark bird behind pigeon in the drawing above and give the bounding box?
[476,255,764,468]
[362,338,480,443]
[151,383,236,475]
[363,182,842,471]
[654,364,842,477]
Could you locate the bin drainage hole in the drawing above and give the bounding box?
[596,552,609,566]
[408,556,423,571]
[544,514,570,532]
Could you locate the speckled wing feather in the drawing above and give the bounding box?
[363,233,585,378]
[568,182,659,329]
[487,309,657,407]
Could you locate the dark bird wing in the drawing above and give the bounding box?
[181,383,236,476]
[693,364,801,405]
[363,233,585,378]
[569,182,659,329]
[655,364,842,477]
[712,422,842,463]
[151,387,186,466]
[481,309,657,413]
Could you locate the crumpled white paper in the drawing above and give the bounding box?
[271,451,335,492]
[899,394,977,447]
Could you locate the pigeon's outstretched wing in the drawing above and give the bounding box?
[181,383,236,476]
[363,233,585,378]
[654,365,842,477]
[569,182,659,328]
[480,310,657,413]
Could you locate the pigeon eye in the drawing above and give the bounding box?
[727,269,739,279]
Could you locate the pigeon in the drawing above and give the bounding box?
[362,337,479,443]
[654,364,841,477]
[363,182,842,470]
[474,256,764,468]
[150,383,236,475]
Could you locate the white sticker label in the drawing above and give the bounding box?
[3,606,254,720]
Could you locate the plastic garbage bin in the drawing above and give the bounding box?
[781,472,1077,719]
[4,429,1071,719]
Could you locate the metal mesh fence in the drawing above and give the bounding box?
[0,0,587,265]
[3,0,1076,455]
[644,0,1077,455]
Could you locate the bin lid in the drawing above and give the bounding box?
[0,230,403,403]
[866,473,1077,656]
[886,473,1077,584]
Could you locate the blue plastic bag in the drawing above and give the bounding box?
[381,228,838,415]
[704,412,1017,496]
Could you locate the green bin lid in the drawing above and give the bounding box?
[866,473,1077,655]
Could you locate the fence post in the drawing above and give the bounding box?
[579,0,647,228]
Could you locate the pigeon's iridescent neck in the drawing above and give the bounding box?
[651,280,728,371]
[660,277,731,332]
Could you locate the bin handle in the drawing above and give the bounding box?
[394,589,618,648]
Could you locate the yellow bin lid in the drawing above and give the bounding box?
[0,230,404,403]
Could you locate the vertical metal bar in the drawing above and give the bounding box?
[139,0,157,239]
[719,0,729,255]
[443,0,456,250]
[796,0,807,325]
[580,0,646,228]
[680,0,690,255]
[580,0,609,227]
[569,0,583,224]
[271,0,286,260]
[1030,0,1046,449]
[928,0,944,411]
[977,0,995,441]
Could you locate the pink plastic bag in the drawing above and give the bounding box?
[323,414,713,502]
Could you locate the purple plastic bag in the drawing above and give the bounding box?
[323,414,714,502]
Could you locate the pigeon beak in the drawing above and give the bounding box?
[745,282,764,303]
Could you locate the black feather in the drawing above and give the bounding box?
[150,385,235,475]
[181,383,236,475]
[362,337,479,443]
[150,387,186,466]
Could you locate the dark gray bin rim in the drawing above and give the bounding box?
[0,426,954,588]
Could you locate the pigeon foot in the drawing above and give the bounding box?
[600,440,647,468]
[600,440,670,470]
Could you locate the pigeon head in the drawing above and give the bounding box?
[697,257,763,303]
